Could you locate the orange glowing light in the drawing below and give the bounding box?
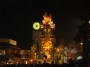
[43,41,53,51]
[43,12,52,24]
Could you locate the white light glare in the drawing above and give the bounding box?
[89,21,90,24]
[80,42,83,45]
[77,56,83,60]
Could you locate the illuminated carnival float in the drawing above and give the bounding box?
[39,13,55,64]
[31,13,80,64]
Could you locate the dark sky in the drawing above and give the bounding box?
[0,0,88,49]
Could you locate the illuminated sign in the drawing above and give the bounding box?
[33,22,40,30]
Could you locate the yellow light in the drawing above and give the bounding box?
[42,20,46,24]
[47,55,51,59]
[41,25,43,28]
[56,48,59,52]
[7,62,9,64]
[25,61,28,64]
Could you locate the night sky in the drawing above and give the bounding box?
[0,0,89,49]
